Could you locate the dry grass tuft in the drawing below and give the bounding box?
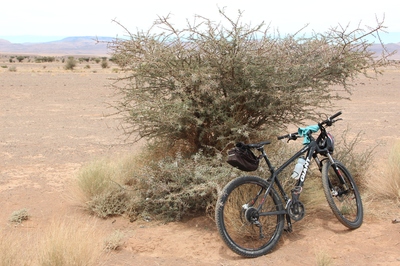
[103,230,124,251]
[1,217,105,266]
[367,141,400,201]
[37,218,103,266]
[0,230,31,266]
[315,249,334,266]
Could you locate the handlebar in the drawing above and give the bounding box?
[319,111,342,127]
[277,111,342,140]
[277,132,298,140]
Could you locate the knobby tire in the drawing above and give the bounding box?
[215,176,285,258]
[321,160,363,229]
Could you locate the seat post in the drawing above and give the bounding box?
[258,147,274,174]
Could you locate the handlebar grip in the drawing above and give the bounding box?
[330,111,342,120]
[277,132,298,140]
[277,135,287,140]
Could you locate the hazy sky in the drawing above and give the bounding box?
[1,0,399,43]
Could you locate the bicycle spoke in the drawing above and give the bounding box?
[322,160,363,229]
[215,176,284,257]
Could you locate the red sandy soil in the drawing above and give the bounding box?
[1,61,399,265]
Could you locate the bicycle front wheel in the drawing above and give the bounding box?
[215,176,285,258]
[322,160,363,229]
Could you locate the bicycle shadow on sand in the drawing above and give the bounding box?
[216,206,358,261]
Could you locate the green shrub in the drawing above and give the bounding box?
[108,9,389,155]
[100,59,108,69]
[16,56,26,62]
[76,160,114,200]
[79,57,90,62]
[35,56,55,63]
[87,188,131,218]
[64,57,76,70]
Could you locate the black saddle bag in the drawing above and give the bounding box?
[227,143,259,172]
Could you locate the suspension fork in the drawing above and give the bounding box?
[326,153,349,190]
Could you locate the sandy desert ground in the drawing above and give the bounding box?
[0,58,399,265]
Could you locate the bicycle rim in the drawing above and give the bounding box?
[322,161,363,229]
[215,176,284,257]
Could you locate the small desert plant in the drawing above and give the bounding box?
[367,141,400,201]
[103,230,124,251]
[64,57,77,70]
[79,57,90,63]
[76,160,115,200]
[9,208,29,223]
[16,56,26,62]
[315,250,333,266]
[100,59,108,69]
[8,66,17,72]
[87,187,133,218]
[75,158,139,218]
[35,56,55,63]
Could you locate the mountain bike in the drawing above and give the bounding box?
[215,111,363,258]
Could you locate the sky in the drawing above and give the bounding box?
[1,0,399,43]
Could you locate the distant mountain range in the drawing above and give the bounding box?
[0,36,399,59]
[367,43,400,60]
[0,36,113,56]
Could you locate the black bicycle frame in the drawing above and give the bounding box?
[257,139,321,216]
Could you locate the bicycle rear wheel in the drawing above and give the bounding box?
[322,160,363,229]
[215,176,285,257]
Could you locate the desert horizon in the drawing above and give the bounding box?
[1,35,400,59]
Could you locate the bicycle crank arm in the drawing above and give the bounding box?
[254,221,265,239]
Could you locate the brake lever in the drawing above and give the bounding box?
[326,117,343,126]
[287,134,298,143]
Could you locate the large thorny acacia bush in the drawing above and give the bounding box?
[77,10,390,221]
[108,10,388,155]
